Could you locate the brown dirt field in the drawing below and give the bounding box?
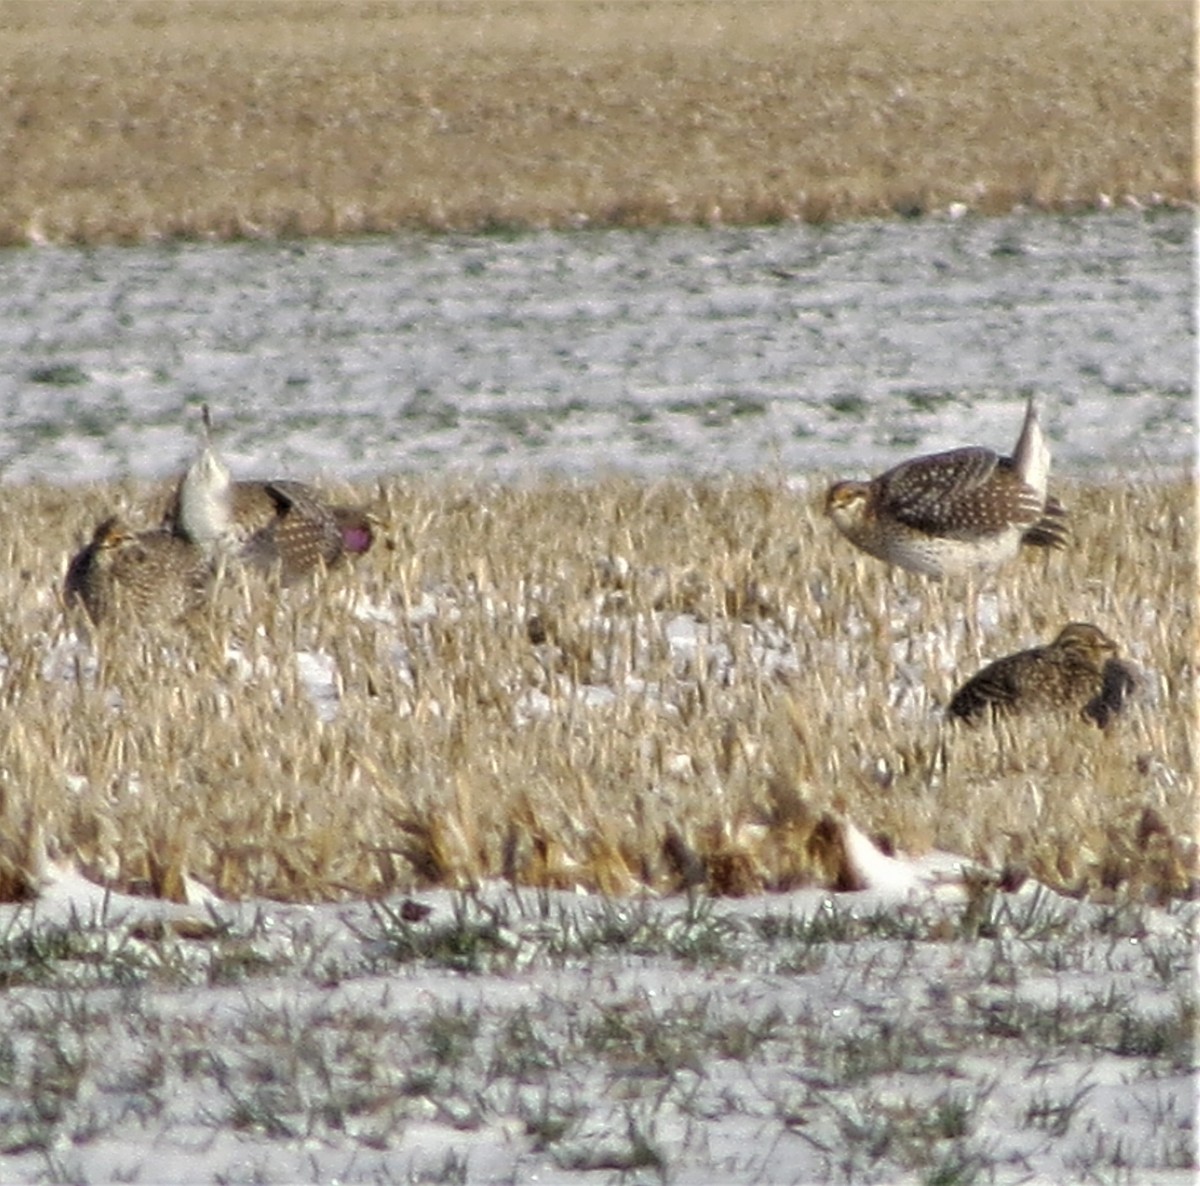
[0,473,1193,906]
[0,0,1193,244]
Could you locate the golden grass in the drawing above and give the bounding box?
[0,470,1193,905]
[0,0,1192,244]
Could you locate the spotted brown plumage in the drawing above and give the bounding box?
[64,517,214,626]
[825,398,1068,577]
[186,478,376,584]
[233,480,351,584]
[948,623,1134,727]
[165,406,375,584]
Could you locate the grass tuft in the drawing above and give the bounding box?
[0,471,1193,905]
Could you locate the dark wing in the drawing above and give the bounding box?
[258,480,323,511]
[230,481,297,534]
[876,448,1000,528]
[876,448,1042,539]
[947,652,1029,722]
[240,481,343,580]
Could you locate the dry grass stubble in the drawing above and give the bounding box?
[0,0,1192,244]
[0,472,1193,906]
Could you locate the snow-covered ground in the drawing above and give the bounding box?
[0,211,1194,1183]
[0,211,1192,486]
[1,859,1194,1186]
[11,601,1196,1183]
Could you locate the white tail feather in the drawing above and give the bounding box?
[1011,396,1050,498]
[177,405,234,545]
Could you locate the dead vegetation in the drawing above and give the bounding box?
[0,470,1193,905]
[0,0,1192,245]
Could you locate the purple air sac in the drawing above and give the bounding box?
[334,509,375,555]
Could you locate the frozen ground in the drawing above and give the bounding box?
[12,584,1194,1184]
[0,212,1194,1183]
[0,860,1194,1186]
[0,210,1192,486]
[12,579,1193,1185]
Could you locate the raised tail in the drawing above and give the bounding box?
[1011,396,1051,499]
[174,403,235,546]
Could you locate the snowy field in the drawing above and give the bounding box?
[1,864,1195,1186]
[0,211,1194,1184]
[0,210,1192,486]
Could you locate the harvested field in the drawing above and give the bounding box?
[0,5,1193,1180]
[1,471,1193,906]
[0,0,1192,244]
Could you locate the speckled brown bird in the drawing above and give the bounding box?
[825,398,1068,577]
[225,479,373,584]
[165,407,375,585]
[64,517,214,626]
[948,622,1135,726]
